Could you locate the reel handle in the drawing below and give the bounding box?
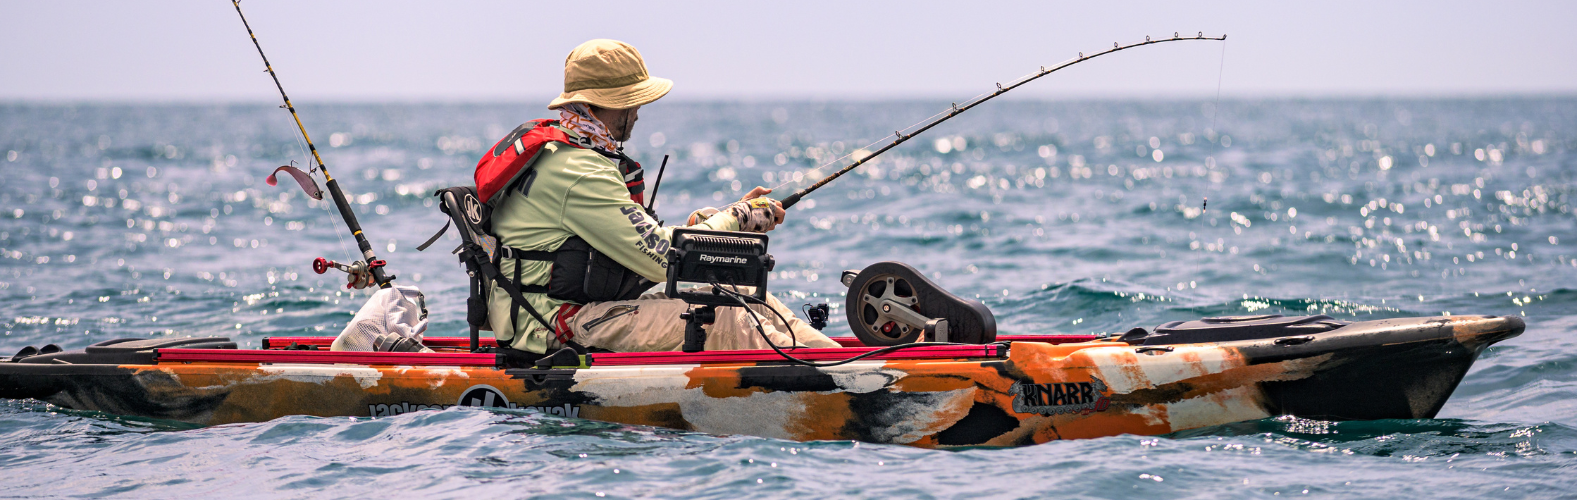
[312,257,393,289]
[312,257,358,275]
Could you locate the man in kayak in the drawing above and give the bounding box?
[484,39,840,354]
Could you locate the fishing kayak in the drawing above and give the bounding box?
[0,313,1521,448]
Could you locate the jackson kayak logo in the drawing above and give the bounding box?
[458,384,511,408]
[462,193,483,225]
[1010,377,1111,415]
[365,384,580,418]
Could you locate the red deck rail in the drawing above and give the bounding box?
[973,335,1101,344]
[591,344,1003,366]
[157,349,499,366]
[261,334,1100,350]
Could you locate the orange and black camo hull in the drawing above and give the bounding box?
[0,315,1523,448]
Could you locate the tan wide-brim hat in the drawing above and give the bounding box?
[548,39,672,111]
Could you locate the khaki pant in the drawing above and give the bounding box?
[561,288,841,352]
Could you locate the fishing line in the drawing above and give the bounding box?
[771,33,1227,209]
[276,100,355,264]
[317,180,356,277]
[265,91,357,288]
[1205,39,1227,173]
[1192,39,1228,288]
[287,127,312,172]
[279,112,356,270]
[274,58,356,289]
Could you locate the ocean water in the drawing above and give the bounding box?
[0,98,1573,498]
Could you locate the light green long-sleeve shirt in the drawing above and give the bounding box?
[487,126,740,353]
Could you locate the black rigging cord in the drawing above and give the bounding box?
[776,33,1227,209]
[709,283,976,368]
[713,282,798,348]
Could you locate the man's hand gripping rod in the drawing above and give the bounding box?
[779,33,1226,209]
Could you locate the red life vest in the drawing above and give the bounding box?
[474,119,644,205]
[466,119,653,336]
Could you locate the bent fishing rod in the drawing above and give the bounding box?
[778,32,1226,209]
[231,0,395,289]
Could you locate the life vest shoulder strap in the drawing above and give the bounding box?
[475,119,646,206]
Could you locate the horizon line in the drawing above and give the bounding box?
[4,92,1577,106]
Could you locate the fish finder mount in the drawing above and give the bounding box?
[665,228,774,352]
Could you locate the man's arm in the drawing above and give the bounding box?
[559,155,739,282]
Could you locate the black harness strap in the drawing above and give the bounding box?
[499,247,558,262]
[415,220,451,252]
[498,246,553,295]
[510,257,520,337]
[468,246,556,342]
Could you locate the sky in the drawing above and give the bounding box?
[1,0,1574,102]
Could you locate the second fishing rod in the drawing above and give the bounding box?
[232,0,395,289]
[777,32,1226,210]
